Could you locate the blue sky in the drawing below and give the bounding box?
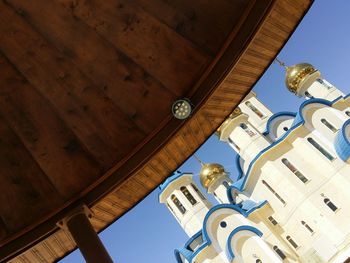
[60,1,350,262]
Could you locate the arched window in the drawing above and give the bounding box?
[301,220,314,234]
[324,198,338,212]
[256,260,262,263]
[228,137,240,151]
[282,158,308,183]
[304,91,314,99]
[191,184,206,200]
[316,78,324,84]
[181,186,197,205]
[268,215,278,226]
[321,118,338,133]
[262,180,286,205]
[245,101,264,118]
[240,123,256,137]
[286,235,299,249]
[307,137,335,161]
[346,111,350,117]
[273,246,286,260]
[171,194,186,214]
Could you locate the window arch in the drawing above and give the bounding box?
[181,186,197,205]
[321,118,338,133]
[268,215,278,226]
[316,78,324,84]
[307,137,335,161]
[171,194,186,214]
[262,180,286,205]
[273,246,286,260]
[245,101,264,118]
[301,221,314,234]
[240,123,256,137]
[256,260,262,263]
[191,184,206,200]
[228,137,240,151]
[324,198,338,212]
[286,235,299,249]
[282,158,308,183]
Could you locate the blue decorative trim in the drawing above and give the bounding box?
[187,204,251,262]
[335,119,350,161]
[177,204,267,262]
[232,98,338,192]
[226,225,263,261]
[292,98,333,126]
[184,231,202,251]
[235,154,243,179]
[202,205,245,243]
[264,111,296,136]
[331,95,345,104]
[174,247,192,263]
[242,200,268,215]
[159,171,190,195]
[227,178,245,201]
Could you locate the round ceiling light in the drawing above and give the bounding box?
[172,99,192,120]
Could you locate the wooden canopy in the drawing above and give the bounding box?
[0,0,312,262]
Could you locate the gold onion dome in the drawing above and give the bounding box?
[285,63,317,95]
[199,163,226,190]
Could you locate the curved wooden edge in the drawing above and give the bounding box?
[2,0,313,262]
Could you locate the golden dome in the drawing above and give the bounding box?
[285,63,317,95]
[199,163,226,190]
[216,107,242,137]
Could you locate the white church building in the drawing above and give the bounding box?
[158,62,350,263]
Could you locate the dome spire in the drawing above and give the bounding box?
[193,154,205,167]
[274,57,288,69]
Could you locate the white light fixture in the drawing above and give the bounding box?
[172,99,192,120]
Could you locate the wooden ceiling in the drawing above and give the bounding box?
[0,0,312,262]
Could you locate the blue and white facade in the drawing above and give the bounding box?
[159,63,350,262]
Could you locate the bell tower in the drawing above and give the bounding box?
[159,172,212,237]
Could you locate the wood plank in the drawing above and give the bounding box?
[249,39,277,57]
[163,141,183,167]
[135,0,249,54]
[7,0,178,133]
[0,114,62,235]
[52,0,210,92]
[195,112,213,137]
[132,172,157,190]
[0,55,101,198]
[142,165,163,184]
[0,2,145,167]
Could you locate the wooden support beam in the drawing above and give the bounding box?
[58,206,113,263]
